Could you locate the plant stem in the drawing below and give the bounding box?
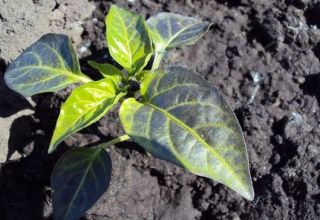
[151,51,164,70]
[100,134,130,149]
[78,73,93,83]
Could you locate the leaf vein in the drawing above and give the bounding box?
[150,83,200,101]
[145,102,246,189]
[63,149,102,220]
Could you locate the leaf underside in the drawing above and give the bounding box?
[106,5,153,74]
[51,147,111,220]
[147,13,211,51]
[120,66,254,200]
[49,78,125,153]
[4,33,86,96]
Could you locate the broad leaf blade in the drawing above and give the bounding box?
[106,5,153,74]
[4,33,90,96]
[120,66,254,200]
[88,60,123,83]
[49,78,126,153]
[147,13,211,51]
[51,147,111,220]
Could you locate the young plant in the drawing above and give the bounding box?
[4,5,254,220]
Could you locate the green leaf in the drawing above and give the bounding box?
[88,60,124,84]
[49,78,126,153]
[106,5,153,74]
[51,147,111,220]
[147,13,211,51]
[4,33,91,97]
[119,66,254,200]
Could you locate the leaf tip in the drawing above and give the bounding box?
[225,164,255,201]
[48,140,58,154]
[48,145,55,154]
[240,184,255,201]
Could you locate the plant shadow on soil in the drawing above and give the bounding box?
[300,72,320,104]
[0,58,50,219]
[0,58,33,118]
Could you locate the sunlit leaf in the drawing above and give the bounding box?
[88,60,124,84]
[147,13,211,51]
[49,78,126,153]
[120,66,254,200]
[51,147,111,220]
[4,33,91,96]
[106,5,153,74]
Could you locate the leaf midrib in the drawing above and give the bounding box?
[8,65,82,81]
[159,21,201,51]
[63,148,102,220]
[113,9,133,71]
[144,101,246,189]
[63,95,116,133]
[50,94,119,150]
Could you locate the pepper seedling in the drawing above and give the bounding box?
[4,5,254,220]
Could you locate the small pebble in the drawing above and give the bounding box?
[287,112,302,124]
[250,71,263,84]
[79,46,88,54]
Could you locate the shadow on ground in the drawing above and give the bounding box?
[0,49,134,219]
[0,58,33,118]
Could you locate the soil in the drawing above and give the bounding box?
[0,0,320,220]
[0,0,95,163]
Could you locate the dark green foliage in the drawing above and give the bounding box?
[4,5,254,220]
